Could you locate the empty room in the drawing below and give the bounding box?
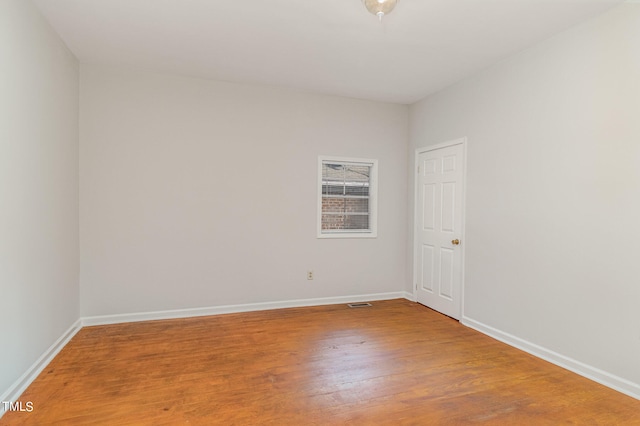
[1,0,639,424]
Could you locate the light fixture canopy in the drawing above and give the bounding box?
[363,0,398,22]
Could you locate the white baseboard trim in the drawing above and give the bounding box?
[82,291,411,326]
[0,319,82,418]
[400,291,414,301]
[403,290,416,302]
[461,316,640,400]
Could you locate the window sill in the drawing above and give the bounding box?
[317,231,378,239]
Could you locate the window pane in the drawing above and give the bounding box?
[323,164,371,194]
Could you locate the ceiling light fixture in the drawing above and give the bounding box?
[363,0,398,22]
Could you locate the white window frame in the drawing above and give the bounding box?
[317,156,378,239]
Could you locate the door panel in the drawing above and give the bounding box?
[421,245,434,292]
[415,142,464,319]
[422,184,436,230]
[441,182,456,232]
[439,247,454,299]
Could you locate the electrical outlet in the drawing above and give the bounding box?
[307,271,314,280]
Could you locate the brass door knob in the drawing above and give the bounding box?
[452,239,460,245]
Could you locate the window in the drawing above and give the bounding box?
[318,156,378,238]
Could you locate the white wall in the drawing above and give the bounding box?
[80,65,409,317]
[410,3,640,391]
[0,0,79,399]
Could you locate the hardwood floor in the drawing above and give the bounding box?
[2,299,639,425]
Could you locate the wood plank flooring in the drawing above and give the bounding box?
[2,299,639,425]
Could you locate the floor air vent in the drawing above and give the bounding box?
[347,302,372,308]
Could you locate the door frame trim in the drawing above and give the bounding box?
[413,138,468,319]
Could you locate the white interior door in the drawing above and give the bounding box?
[415,141,465,319]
